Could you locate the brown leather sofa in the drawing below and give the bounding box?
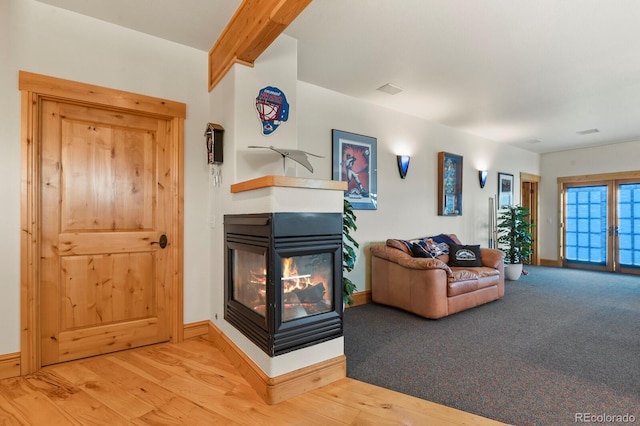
[370,237,505,319]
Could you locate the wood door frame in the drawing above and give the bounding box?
[520,172,540,265]
[19,71,186,374]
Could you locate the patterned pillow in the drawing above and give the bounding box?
[424,238,449,257]
[409,238,449,258]
[447,243,483,267]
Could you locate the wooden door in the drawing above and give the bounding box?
[520,173,540,265]
[39,99,173,365]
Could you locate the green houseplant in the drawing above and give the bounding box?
[342,199,359,306]
[497,205,534,280]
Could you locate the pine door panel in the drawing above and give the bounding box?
[41,100,172,366]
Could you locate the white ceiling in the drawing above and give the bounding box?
[35,0,640,154]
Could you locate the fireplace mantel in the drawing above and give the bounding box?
[231,175,347,193]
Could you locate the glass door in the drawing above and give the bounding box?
[563,183,611,271]
[562,178,640,274]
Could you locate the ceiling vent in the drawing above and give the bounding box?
[376,83,403,95]
[577,128,600,135]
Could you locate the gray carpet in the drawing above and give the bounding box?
[344,266,640,425]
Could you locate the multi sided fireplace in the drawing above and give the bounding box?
[224,212,343,356]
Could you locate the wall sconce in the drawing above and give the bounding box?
[397,155,410,179]
[478,170,488,188]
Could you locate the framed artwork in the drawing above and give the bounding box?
[437,151,463,216]
[498,172,514,208]
[332,129,377,210]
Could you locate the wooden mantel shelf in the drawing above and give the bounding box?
[230,176,347,194]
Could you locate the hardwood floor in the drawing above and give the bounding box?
[0,337,506,425]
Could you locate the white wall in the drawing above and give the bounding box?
[296,82,541,293]
[0,0,211,354]
[539,140,640,261]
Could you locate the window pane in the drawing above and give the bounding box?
[618,183,640,267]
[565,186,607,264]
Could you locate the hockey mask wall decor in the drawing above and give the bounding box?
[255,86,289,136]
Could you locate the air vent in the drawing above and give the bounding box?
[376,83,403,95]
[577,128,600,135]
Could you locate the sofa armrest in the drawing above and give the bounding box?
[480,248,505,269]
[370,243,453,277]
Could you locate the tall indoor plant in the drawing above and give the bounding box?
[497,205,534,280]
[342,199,359,306]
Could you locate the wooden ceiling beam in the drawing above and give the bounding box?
[208,0,312,91]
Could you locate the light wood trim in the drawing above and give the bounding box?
[20,90,39,374]
[171,116,185,344]
[19,71,185,118]
[231,175,347,193]
[520,172,541,183]
[208,0,312,91]
[20,72,185,374]
[0,353,20,379]
[183,320,211,340]
[540,258,562,267]
[557,169,640,184]
[207,321,346,405]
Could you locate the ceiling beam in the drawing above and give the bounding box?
[208,0,312,91]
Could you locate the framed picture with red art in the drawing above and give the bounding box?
[332,129,377,210]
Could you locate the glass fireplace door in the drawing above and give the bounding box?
[281,253,333,322]
[231,248,267,318]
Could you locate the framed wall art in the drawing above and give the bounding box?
[498,172,514,208]
[437,151,463,216]
[332,129,377,210]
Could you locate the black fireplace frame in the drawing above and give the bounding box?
[224,212,343,356]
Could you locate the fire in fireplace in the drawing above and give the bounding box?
[224,212,343,356]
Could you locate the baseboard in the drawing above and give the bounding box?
[347,290,371,307]
[540,258,562,267]
[206,321,346,405]
[0,353,20,379]
[183,320,211,340]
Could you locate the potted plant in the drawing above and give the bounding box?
[342,199,359,306]
[497,205,534,280]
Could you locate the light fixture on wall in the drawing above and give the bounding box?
[478,170,488,188]
[397,155,410,179]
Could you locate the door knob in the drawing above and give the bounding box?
[154,234,168,249]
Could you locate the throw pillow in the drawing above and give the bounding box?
[448,243,483,267]
[411,242,434,258]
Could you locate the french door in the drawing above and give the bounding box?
[561,176,640,274]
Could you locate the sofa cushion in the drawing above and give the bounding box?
[448,279,479,297]
[447,267,500,296]
[448,243,483,267]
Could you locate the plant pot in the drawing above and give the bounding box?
[504,263,523,281]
